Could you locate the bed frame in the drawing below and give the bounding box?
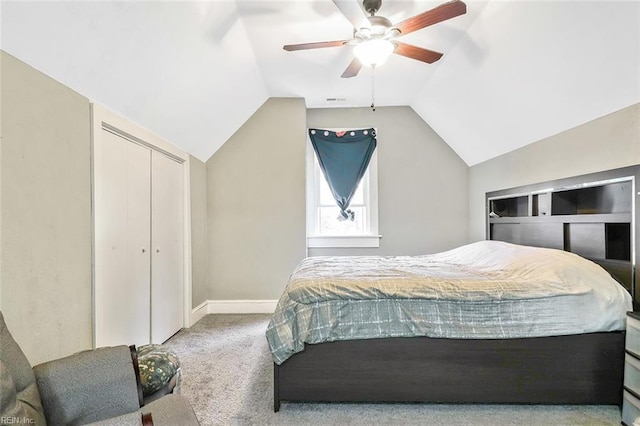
[273,166,639,411]
[274,332,625,411]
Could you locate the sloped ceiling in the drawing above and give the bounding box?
[1,1,639,165]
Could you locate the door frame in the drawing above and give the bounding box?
[90,103,193,347]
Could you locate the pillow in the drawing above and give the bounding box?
[137,345,180,396]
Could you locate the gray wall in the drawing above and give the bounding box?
[1,52,208,364]
[1,51,93,365]
[189,156,208,308]
[307,106,469,257]
[469,103,640,242]
[206,98,307,300]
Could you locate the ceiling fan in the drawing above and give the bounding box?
[283,0,467,78]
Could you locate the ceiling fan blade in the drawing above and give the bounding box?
[331,0,367,29]
[283,40,349,51]
[394,0,467,36]
[341,58,362,78]
[393,42,443,63]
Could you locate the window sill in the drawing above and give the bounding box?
[307,235,381,248]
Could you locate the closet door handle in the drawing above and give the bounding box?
[142,248,147,253]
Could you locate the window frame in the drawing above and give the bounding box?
[305,128,380,248]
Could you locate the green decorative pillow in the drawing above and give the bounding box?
[136,345,180,396]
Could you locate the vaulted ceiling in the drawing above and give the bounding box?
[1,1,638,165]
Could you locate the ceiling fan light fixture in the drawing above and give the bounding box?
[354,39,394,68]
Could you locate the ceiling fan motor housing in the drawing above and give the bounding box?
[367,16,392,31]
[354,15,399,41]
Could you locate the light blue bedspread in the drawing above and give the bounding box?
[266,241,631,365]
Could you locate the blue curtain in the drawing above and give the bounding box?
[309,128,377,221]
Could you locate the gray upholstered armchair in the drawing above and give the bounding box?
[0,311,199,425]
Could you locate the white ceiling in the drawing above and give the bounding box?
[1,0,639,165]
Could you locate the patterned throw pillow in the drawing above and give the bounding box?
[136,344,181,396]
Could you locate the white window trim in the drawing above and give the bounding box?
[307,234,382,248]
[305,128,381,248]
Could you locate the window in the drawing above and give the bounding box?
[306,129,380,248]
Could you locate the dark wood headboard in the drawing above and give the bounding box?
[485,165,639,304]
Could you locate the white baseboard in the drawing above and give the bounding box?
[190,300,209,325]
[208,299,278,314]
[190,299,278,323]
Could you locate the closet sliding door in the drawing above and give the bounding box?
[151,151,184,343]
[92,104,188,348]
[94,130,152,347]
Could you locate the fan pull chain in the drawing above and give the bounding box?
[371,66,376,112]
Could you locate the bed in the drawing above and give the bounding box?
[266,240,632,411]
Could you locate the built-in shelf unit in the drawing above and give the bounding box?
[486,165,639,305]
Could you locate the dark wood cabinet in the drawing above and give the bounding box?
[623,312,640,425]
[486,165,639,303]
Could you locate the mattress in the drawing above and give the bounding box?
[266,240,632,364]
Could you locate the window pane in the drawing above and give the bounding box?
[318,206,366,235]
[351,179,364,205]
[318,173,365,206]
[319,173,335,205]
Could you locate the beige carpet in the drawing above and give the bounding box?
[164,314,621,426]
